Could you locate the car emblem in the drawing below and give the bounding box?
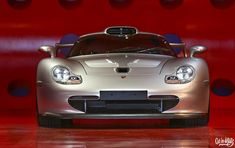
[121,76,126,79]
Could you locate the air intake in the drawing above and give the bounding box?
[105,26,137,36]
[116,67,130,73]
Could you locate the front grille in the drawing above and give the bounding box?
[68,93,179,114]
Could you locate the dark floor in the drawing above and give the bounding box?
[0,108,234,147]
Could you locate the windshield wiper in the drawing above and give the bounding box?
[110,47,144,53]
[137,47,157,53]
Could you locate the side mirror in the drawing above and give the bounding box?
[38,45,56,58]
[189,45,207,57]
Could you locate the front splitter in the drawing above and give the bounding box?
[41,113,208,119]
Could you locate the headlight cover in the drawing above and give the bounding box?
[165,65,195,84]
[52,66,82,84]
[176,66,194,83]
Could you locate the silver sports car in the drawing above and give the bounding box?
[37,26,210,128]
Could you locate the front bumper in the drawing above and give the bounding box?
[37,77,210,118]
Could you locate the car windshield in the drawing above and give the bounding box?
[68,33,176,57]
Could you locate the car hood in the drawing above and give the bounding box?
[69,53,174,75]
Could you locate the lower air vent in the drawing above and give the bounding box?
[68,95,179,114]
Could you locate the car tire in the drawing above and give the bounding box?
[37,115,73,128]
[169,114,209,127]
[170,99,210,127]
[36,98,73,128]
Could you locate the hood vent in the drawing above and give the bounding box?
[116,67,130,73]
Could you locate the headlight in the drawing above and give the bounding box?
[52,66,82,84]
[165,65,194,84]
[176,66,194,83]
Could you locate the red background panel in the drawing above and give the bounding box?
[0,0,234,128]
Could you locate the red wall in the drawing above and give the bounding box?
[0,0,234,115]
